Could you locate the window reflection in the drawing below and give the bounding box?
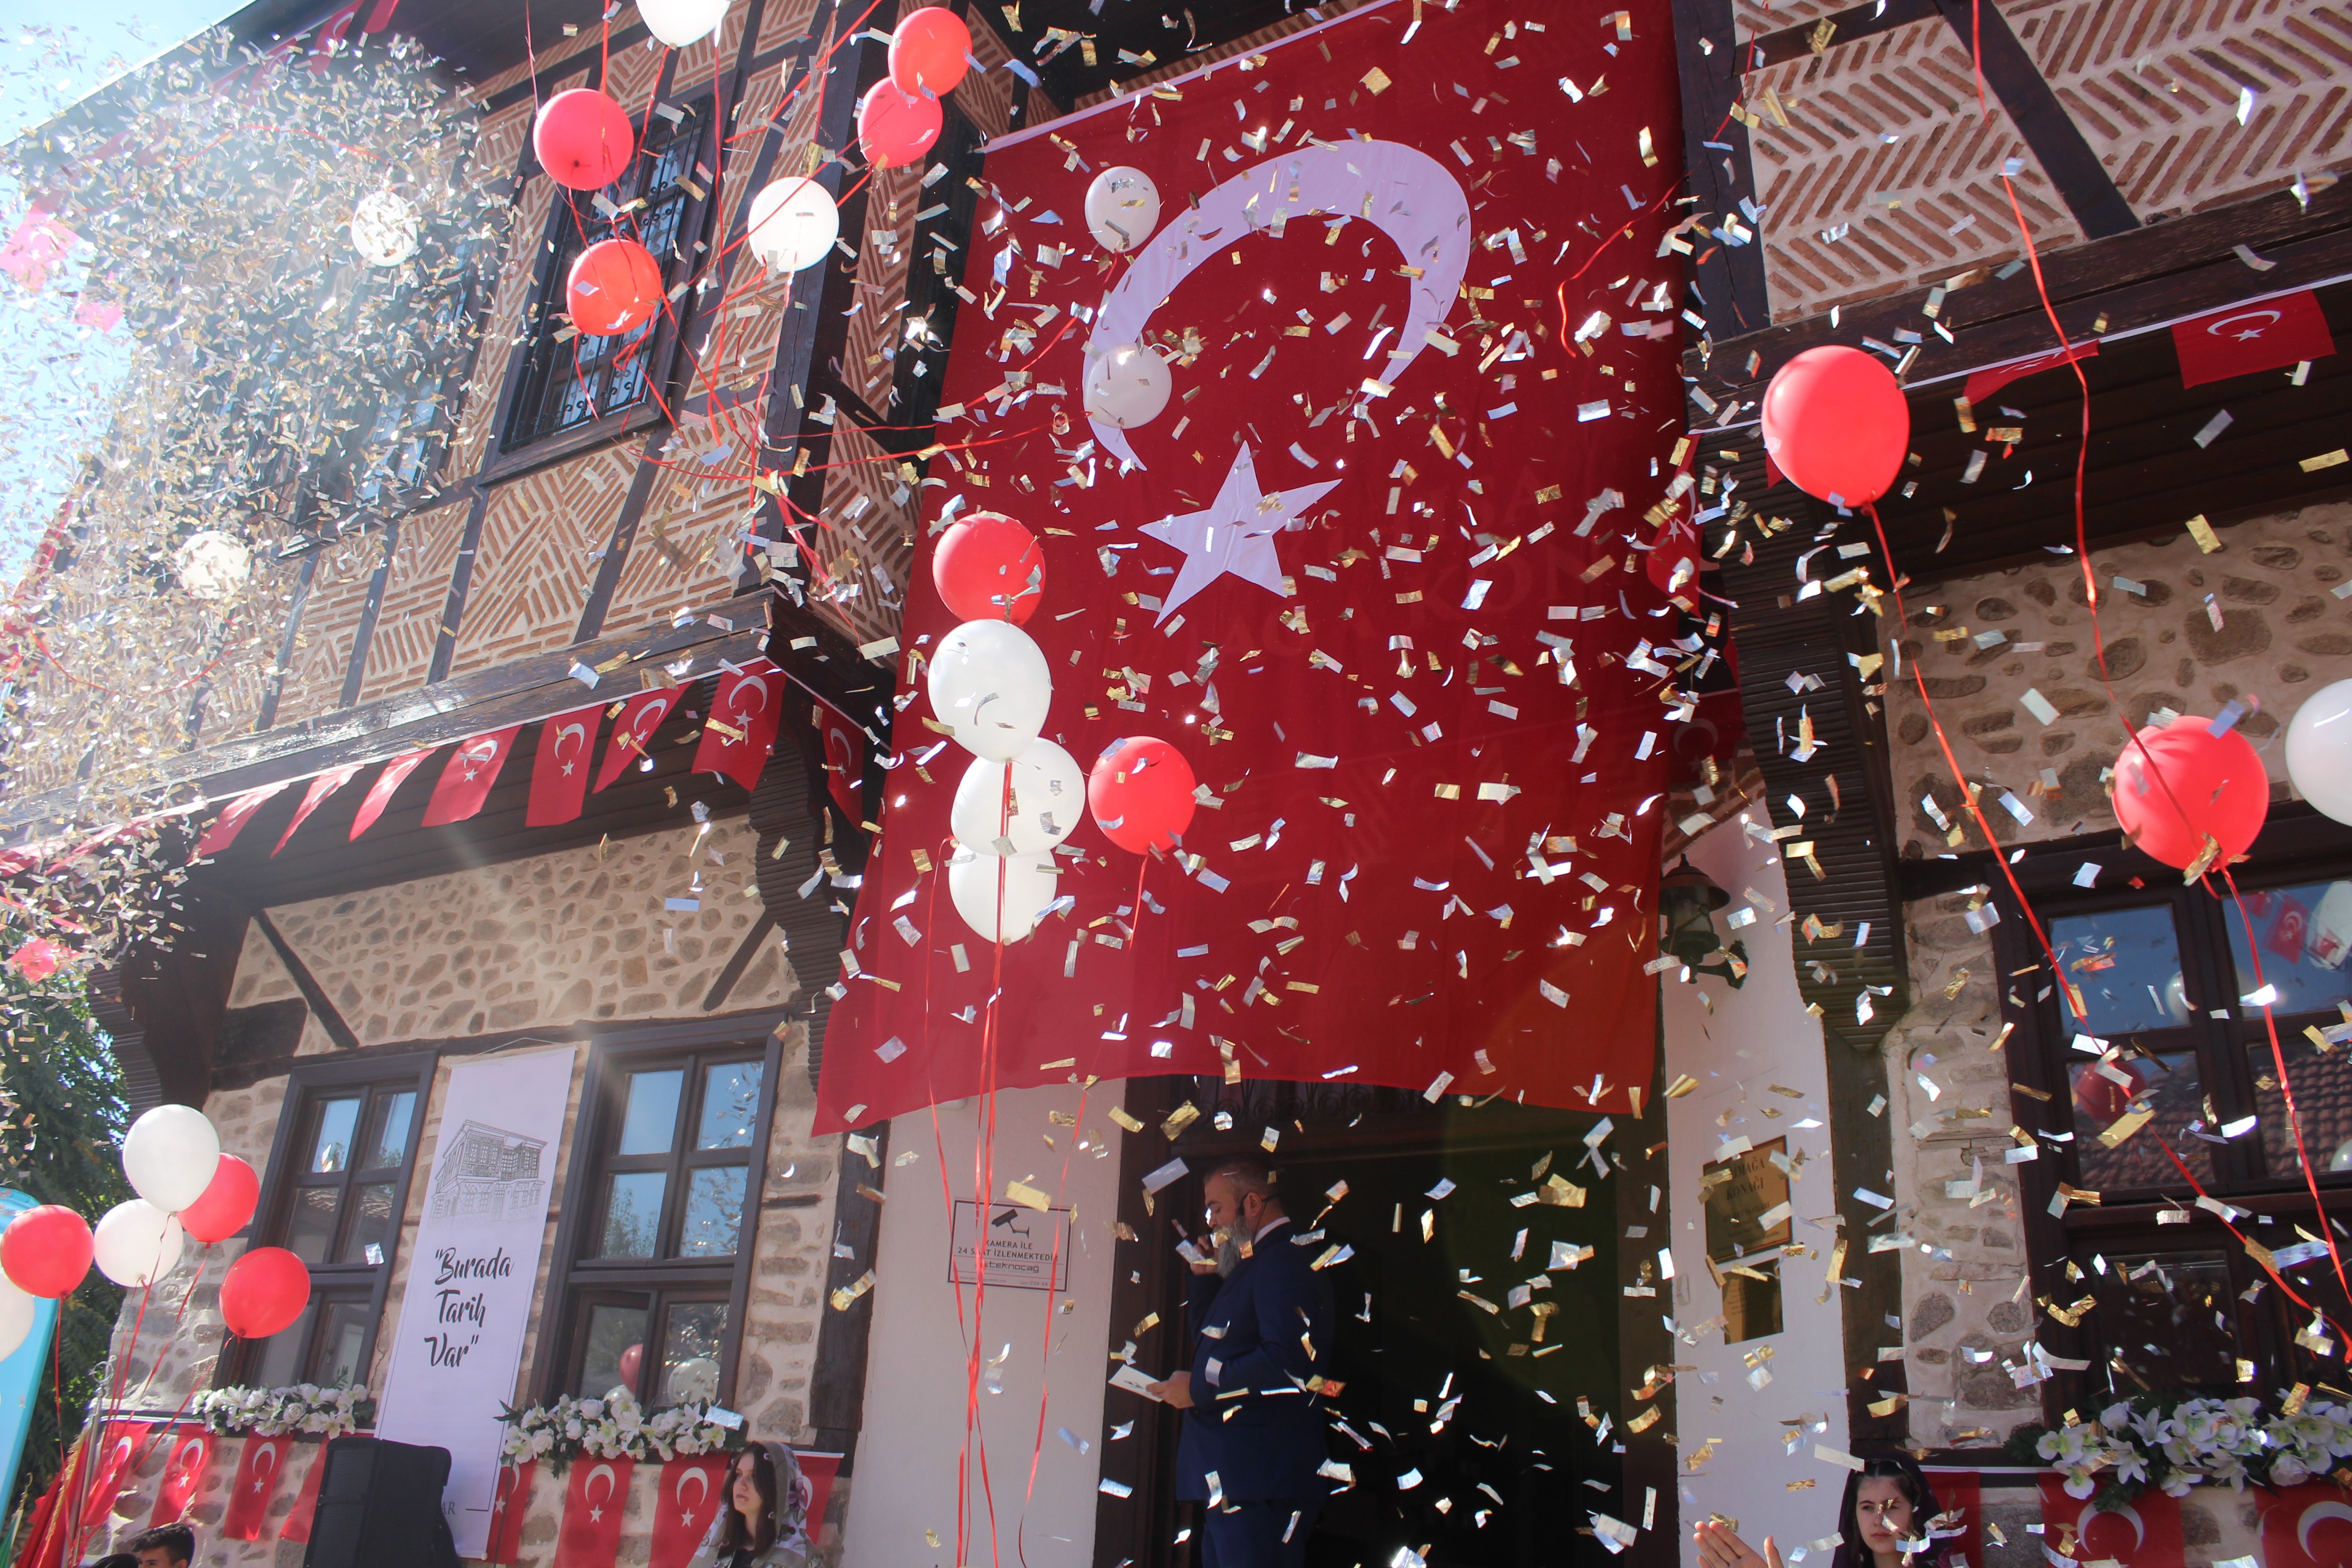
[678,1168,744,1257]
[2225,880,2352,1015]
[657,1301,727,1406]
[2088,1250,2239,1397]
[578,1301,651,1400]
[599,1172,667,1258]
[360,1093,415,1172]
[309,1097,363,1174]
[618,1071,684,1156]
[2052,906,2190,1036]
[696,1062,762,1150]
[2068,1049,2213,1194]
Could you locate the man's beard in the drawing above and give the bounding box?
[1215,1230,1245,1277]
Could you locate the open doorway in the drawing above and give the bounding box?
[1098,1080,1647,1568]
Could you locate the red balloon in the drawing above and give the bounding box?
[1088,737,1197,855]
[1759,345,1910,507]
[1,1205,92,1298]
[889,8,971,94]
[934,513,1044,623]
[568,239,664,337]
[178,1155,259,1245]
[220,1247,310,1339]
[618,1343,643,1389]
[2073,1056,2164,1126]
[858,82,942,169]
[2111,717,2270,871]
[534,88,636,192]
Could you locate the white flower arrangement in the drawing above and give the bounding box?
[499,1387,743,1470]
[192,1382,375,1439]
[2024,1392,2352,1501]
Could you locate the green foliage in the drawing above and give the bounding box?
[0,951,129,1518]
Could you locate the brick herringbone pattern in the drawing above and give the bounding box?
[809,419,914,650]
[272,544,379,725]
[960,20,1017,142]
[758,0,825,55]
[447,446,637,679]
[442,112,553,483]
[357,500,472,703]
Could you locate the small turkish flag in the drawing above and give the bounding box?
[349,749,435,840]
[817,701,866,823]
[692,660,788,791]
[596,686,684,792]
[2260,1480,2352,1568]
[648,1455,729,1568]
[2175,288,2337,387]
[559,1456,633,1568]
[1922,1469,1981,1568]
[274,765,363,855]
[421,726,522,827]
[798,1451,842,1539]
[79,1419,152,1529]
[220,1435,290,1541]
[280,1441,328,1544]
[150,1428,210,1526]
[2037,1476,2184,1566]
[526,706,604,827]
[196,783,291,857]
[483,1459,535,1564]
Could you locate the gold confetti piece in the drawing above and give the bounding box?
[2304,449,2350,472]
[1006,1178,1053,1210]
[1162,1102,1201,1139]
[1361,66,1392,94]
[830,1271,877,1310]
[2186,514,2222,551]
[1109,1107,1145,1132]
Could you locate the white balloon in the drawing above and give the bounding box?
[175,531,251,603]
[93,1200,184,1289]
[745,177,840,274]
[951,741,1087,856]
[1085,166,1161,252]
[638,0,733,47]
[1083,343,1172,430]
[2289,679,2352,825]
[947,847,1060,943]
[350,191,420,267]
[928,620,1052,762]
[0,1273,33,1361]
[122,1104,221,1213]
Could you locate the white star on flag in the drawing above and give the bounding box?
[1138,442,1341,622]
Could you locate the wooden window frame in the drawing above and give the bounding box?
[535,1021,783,1408]
[488,90,718,475]
[231,1050,437,1388]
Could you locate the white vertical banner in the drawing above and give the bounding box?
[374,1047,577,1557]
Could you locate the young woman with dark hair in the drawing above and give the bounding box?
[687,1442,815,1568]
[1694,1455,1946,1568]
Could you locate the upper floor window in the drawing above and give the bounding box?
[552,1041,771,1406]
[243,1057,433,1390]
[503,98,711,451]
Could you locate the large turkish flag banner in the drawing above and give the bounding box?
[815,0,1684,1132]
[2035,1477,2184,1566]
[2260,1481,2352,1568]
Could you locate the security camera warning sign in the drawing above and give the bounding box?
[948,1201,1072,1291]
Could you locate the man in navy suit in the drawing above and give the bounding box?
[1146,1159,1334,1568]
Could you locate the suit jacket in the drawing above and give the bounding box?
[1172,1216,1335,1503]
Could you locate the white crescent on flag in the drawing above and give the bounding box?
[2208,308,2283,342]
[2302,1500,2352,1559]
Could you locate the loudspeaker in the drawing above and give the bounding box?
[301,1436,460,1568]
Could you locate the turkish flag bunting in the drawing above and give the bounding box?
[558,1455,633,1568]
[815,699,867,823]
[798,1451,842,1539]
[350,749,435,840]
[482,1459,535,1565]
[16,1432,90,1568]
[421,726,522,827]
[814,0,1678,1133]
[648,1455,729,1568]
[2260,1480,2352,1568]
[2174,288,2337,387]
[280,1441,328,1544]
[150,1428,210,1526]
[2035,1476,2183,1566]
[526,705,605,827]
[692,660,788,791]
[78,1419,153,1529]
[595,686,684,792]
[220,1435,291,1541]
[196,785,289,857]
[1921,1469,1980,1568]
[273,766,363,856]
[1962,339,2101,406]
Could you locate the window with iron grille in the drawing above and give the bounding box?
[503,98,711,451]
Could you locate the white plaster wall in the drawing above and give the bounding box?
[839,1083,1122,1568]
[1660,823,1852,1564]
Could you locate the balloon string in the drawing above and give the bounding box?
[2158,1137,2352,1346]
[1014,1078,1088,1568]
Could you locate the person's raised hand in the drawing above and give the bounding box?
[1145,1369,1194,1408]
[1694,1520,1781,1568]
[1188,1236,1219,1274]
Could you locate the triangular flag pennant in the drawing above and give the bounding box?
[196,784,291,857]
[526,706,603,828]
[273,766,363,856]
[350,750,436,840]
[420,726,523,828]
[595,686,683,792]
[692,660,788,791]
[816,700,867,823]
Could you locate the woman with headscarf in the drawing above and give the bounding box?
[686,1442,815,1568]
[1694,1455,1947,1568]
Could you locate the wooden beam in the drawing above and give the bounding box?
[572,429,671,644]
[1744,0,1936,70]
[258,549,318,732]
[1671,0,1772,338]
[253,908,362,1052]
[339,513,401,710]
[426,486,492,686]
[1930,0,2136,240]
[701,910,780,1012]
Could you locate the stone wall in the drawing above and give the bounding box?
[1875,503,2352,1450]
[83,819,852,1568]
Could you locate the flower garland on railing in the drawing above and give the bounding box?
[499,1388,745,1470]
[191,1382,375,1438]
[2006,1392,2352,1503]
